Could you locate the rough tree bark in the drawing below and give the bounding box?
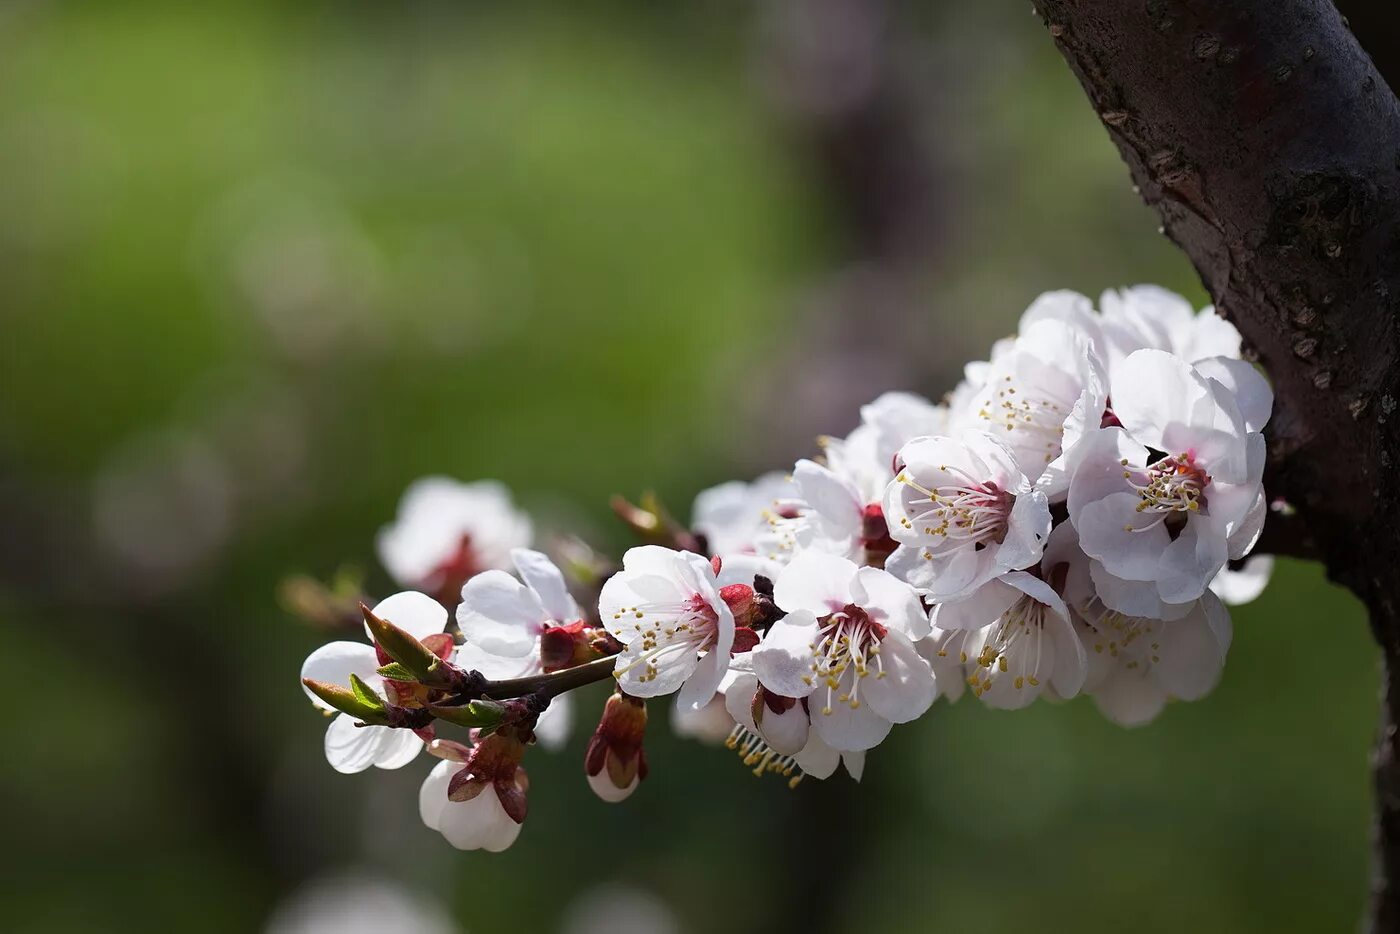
[1028,1,1400,928]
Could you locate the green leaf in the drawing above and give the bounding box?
[302,678,389,725]
[376,662,419,682]
[349,673,386,711]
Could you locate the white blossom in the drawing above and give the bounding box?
[953,318,1107,498]
[884,430,1052,601]
[1069,349,1269,611]
[376,477,532,594]
[457,548,582,656]
[1044,523,1232,726]
[931,571,1086,709]
[751,551,933,751]
[598,546,736,709]
[691,471,795,559]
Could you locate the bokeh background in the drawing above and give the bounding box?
[0,1,1382,931]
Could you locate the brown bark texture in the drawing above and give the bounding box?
[1029,1,1400,928]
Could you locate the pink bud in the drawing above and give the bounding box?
[584,692,648,803]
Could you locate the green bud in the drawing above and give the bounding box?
[303,677,390,725]
[361,603,448,685]
[376,662,420,682]
[428,700,507,729]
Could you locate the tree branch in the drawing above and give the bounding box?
[1028,2,1400,929]
[477,655,618,701]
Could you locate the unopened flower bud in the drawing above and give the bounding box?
[361,602,454,687]
[538,621,604,673]
[301,675,390,726]
[584,692,648,803]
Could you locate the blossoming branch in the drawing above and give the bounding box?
[296,285,1274,852]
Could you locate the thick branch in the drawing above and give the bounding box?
[1032,0,1400,596]
[1027,3,1400,929]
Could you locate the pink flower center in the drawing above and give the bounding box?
[898,467,1014,554]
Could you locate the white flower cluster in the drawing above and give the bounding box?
[297,285,1275,852]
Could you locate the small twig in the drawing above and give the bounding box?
[468,655,619,702]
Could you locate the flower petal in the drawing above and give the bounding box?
[751,611,821,699]
[457,571,545,656]
[369,591,448,642]
[773,551,857,617]
[301,642,381,709]
[512,548,580,622]
[861,629,936,723]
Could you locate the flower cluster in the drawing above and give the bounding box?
[296,285,1275,851]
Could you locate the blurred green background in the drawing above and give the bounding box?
[0,1,1376,932]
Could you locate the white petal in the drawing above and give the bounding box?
[454,642,536,680]
[437,786,522,851]
[1153,601,1228,701]
[997,489,1051,571]
[809,680,892,752]
[793,459,863,539]
[456,571,545,656]
[1089,560,1194,621]
[793,734,840,779]
[854,566,929,639]
[773,551,857,616]
[1044,610,1087,699]
[534,692,572,751]
[301,642,381,710]
[1110,349,1213,452]
[931,577,1022,631]
[369,591,448,642]
[723,671,762,732]
[1091,669,1168,727]
[861,629,936,723]
[677,648,729,712]
[1157,516,1228,604]
[751,611,821,699]
[840,750,867,782]
[1227,490,1267,561]
[1194,356,1272,433]
[757,700,811,756]
[325,717,395,774]
[612,638,699,699]
[588,769,639,803]
[512,548,580,622]
[1210,555,1273,606]
[419,759,454,831]
[373,728,425,771]
[1076,491,1172,582]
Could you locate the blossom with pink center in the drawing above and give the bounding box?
[751,551,933,751]
[456,548,583,657]
[691,471,795,560]
[598,546,736,710]
[1043,523,1232,726]
[376,477,532,600]
[931,570,1086,709]
[1068,350,1270,610]
[953,318,1107,498]
[883,430,1052,601]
